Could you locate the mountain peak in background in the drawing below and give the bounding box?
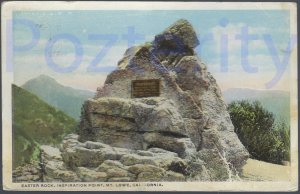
[35,74,57,81]
[22,75,95,120]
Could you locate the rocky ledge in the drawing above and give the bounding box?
[40,134,206,182]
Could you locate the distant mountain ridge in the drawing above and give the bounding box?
[223,88,290,123]
[12,84,77,169]
[22,75,95,120]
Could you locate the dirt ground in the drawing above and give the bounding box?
[241,158,291,181]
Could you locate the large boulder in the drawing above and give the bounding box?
[25,19,249,182]
[154,19,200,49]
[89,18,249,174]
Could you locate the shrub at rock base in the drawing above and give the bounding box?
[228,100,290,164]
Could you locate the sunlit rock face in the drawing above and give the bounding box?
[81,19,249,173]
[14,19,249,182]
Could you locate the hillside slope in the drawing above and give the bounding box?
[12,84,77,169]
[22,75,94,120]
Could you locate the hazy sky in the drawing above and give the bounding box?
[11,10,293,91]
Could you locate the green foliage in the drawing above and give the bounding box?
[12,84,78,169]
[224,88,290,124]
[13,123,40,167]
[228,100,290,164]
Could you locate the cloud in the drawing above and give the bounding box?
[84,44,127,67]
[200,21,292,78]
[214,70,290,91]
[14,43,127,70]
[53,73,108,91]
[209,22,269,55]
[13,42,128,90]
[13,22,291,92]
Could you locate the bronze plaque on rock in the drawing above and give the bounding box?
[131,79,160,98]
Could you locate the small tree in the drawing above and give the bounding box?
[228,100,290,164]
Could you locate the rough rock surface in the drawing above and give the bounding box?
[88,19,249,174]
[14,19,249,182]
[13,163,42,182]
[47,134,189,182]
